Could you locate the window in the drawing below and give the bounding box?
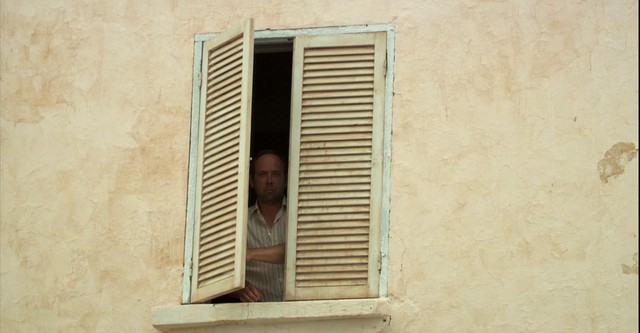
[181,19,394,304]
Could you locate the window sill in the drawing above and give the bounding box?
[152,298,391,333]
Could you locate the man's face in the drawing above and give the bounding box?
[250,153,286,204]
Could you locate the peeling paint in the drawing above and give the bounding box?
[597,142,638,183]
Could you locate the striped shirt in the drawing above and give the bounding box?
[245,199,287,302]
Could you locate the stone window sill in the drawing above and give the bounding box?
[152,298,391,333]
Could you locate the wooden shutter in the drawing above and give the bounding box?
[286,32,386,300]
[191,19,254,303]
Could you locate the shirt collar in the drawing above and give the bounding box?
[249,196,287,216]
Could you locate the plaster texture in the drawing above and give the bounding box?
[1,1,637,332]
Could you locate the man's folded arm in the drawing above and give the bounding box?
[247,243,285,264]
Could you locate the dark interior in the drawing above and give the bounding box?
[248,41,293,205]
[250,42,293,162]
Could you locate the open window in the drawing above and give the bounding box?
[185,19,391,303]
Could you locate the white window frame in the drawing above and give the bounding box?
[181,23,395,304]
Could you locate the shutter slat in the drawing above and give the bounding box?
[297,213,370,223]
[300,147,371,157]
[304,45,375,56]
[299,154,371,164]
[297,242,369,251]
[297,226,369,237]
[209,36,243,61]
[206,85,242,111]
[303,82,374,92]
[204,124,239,150]
[298,191,370,201]
[297,234,369,244]
[199,258,235,281]
[202,143,239,174]
[300,140,371,150]
[202,148,238,172]
[298,199,371,209]
[200,246,234,264]
[203,118,240,146]
[205,92,241,118]
[302,96,374,106]
[303,75,374,85]
[201,218,235,239]
[296,220,370,229]
[304,61,373,70]
[302,111,372,121]
[296,271,368,281]
[296,264,369,273]
[200,228,236,249]
[302,68,374,78]
[295,279,368,287]
[299,176,371,186]
[200,209,236,233]
[201,177,236,202]
[299,104,373,113]
[298,184,371,193]
[207,66,242,98]
[301,118,373,128]
[301,126,371,136]
[207,73,242,101]
[200,237,234,254]
[299,161,371,171]
[303,89,374,99]
[304,53,374,63]
[299,133,372,144]
[297,249,369,258]
[297,257,368,266]
[208,45,242,77]
[300,170,371,179]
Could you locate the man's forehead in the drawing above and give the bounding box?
[254,154,285,169]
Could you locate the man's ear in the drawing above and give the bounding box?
[249,176,255,189]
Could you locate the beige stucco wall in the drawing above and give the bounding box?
[1,1,637,332]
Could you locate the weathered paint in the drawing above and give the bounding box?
[598,142,637,183]
[1,1,637,332]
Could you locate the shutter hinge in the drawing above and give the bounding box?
[196,71,202,88]
[384,55,387,77]
[378,252,387,273]
[381,49,388,78]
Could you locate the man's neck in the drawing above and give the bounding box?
[257,200,282,228]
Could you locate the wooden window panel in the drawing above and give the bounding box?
[190,19,254,303]
[286,32,386,300]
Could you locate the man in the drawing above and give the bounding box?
[231,150,287,302]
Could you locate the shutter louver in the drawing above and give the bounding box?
[287,32,386,300]
[191,19,254,303]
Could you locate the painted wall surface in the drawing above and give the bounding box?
[1,1,637,332]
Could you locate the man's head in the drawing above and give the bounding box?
[249,150,287,204]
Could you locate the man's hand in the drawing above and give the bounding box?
[233,281,262,302]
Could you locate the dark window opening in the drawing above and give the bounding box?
[212,40,293,304]
[249,40,293,203]
[250,40,293,160]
